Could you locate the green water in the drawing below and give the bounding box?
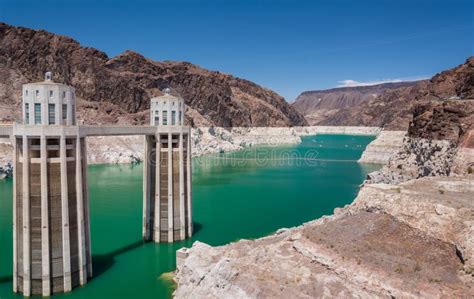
[0,134,379,298]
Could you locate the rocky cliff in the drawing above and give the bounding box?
[292,82,419,125]
[0,22,307,127]
[366,100,474,184]
[293,57,473,129]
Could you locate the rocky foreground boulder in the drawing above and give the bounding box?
[174,176,474,298]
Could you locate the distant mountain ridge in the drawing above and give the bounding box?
[292,81,421,124]
[0,22,307,127]
[292,57,473,129]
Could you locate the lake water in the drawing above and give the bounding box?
[0,134,379,298]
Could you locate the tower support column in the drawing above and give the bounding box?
[142,135,153,240]
[12,137,18,293]
[22,135,31,296]
[82,137,93,277]
[167,132,174,242]
[60,134,72,292]
[40,134,51,296]
[186,132,192,236]
[153,134,161,242]
[76,136,87,285]
[179,132,185,240]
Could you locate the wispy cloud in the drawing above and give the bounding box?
[336,76,429,88]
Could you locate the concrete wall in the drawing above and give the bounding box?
[14,135,91,296]
[143,130,192,243]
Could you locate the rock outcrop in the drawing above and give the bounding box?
[365,138,458,184]
[366,100,474,183]
[0,22,307,127]
[174,176,474,298]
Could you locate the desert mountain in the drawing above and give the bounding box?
[293,58,473,130]
[292,81,420,125]
[0,22,307,127]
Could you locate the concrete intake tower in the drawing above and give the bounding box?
[142,88,193,243]
[12,72,92,296]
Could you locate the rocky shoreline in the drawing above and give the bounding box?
[173,126,474,297]
[358,130,406,164]
[174,175,474,298]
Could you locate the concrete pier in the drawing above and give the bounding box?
[143,89,193,243]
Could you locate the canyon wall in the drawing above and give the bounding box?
[0,22,306,128]
[293,57,473,130]
[293,82,419,125]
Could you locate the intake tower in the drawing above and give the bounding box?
[142,88,192,242]
[12,72,92,296]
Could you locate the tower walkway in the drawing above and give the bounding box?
[1,124,189,139]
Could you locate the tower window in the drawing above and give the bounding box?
[62,104,67,122]
[163,111,168,125]
[179,111,182,124]
[34,103,41,124]
[25,90,28,96]
[172,111,176,125]
[35,90,39,97]
[25,103,29,124]
[48,104,56,124]
[63,91,66,99]
[49,90,54,97]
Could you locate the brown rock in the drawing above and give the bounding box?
[292,57,474,130]
[0,22,307,127]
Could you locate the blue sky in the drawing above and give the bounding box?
[0,0,472,101]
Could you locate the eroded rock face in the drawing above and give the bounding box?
[0,22,307,127]
[366,138,458,184]
[409,100,474,143]
[365,97,474,183]
[174,176,474,298]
